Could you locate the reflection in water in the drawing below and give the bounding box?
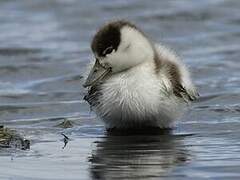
[89,134,191,179]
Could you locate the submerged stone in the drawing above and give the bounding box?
[55,119,74,128]
[0,126,30,150]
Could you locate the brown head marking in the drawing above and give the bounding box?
[91,20,138,57]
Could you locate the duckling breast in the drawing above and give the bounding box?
[94,62,185,129]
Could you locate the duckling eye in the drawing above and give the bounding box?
[103,46,114,56]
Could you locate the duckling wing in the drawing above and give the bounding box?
[173,82,199,102]
[154,44,199,102]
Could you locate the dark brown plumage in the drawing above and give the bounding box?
[91,20,137,57]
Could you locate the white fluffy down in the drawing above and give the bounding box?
[95,60,186,129]
[88,26,196,129]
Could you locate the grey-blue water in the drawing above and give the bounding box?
[0,0,240,179]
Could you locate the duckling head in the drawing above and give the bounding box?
[83,20,155,87]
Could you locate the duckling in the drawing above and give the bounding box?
[83,20,198,130]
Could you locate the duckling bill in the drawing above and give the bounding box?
[83,20,198,130]
[83,59,112,87]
